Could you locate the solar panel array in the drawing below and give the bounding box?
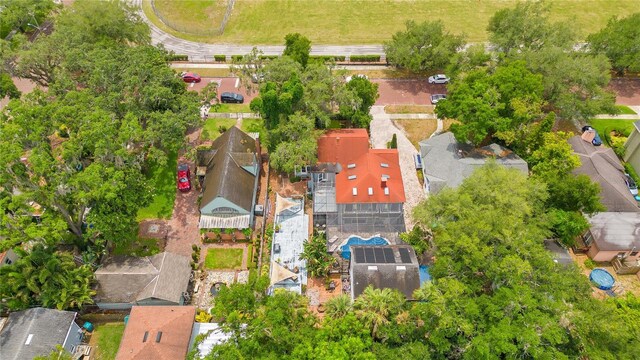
[352,246,413,264]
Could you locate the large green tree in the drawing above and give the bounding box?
[0,0,58,39]
[283,33,311,68]
[384,20,465,73]
[269,113,318,174]
[435,60,544,146]
[587,13,640,74]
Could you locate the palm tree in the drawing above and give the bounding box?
[353,286,405,339]
[325,294,352,319]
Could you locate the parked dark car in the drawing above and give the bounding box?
[430,94,447,104]
[181,72,201,83]
[221,92,244,104]
[581,125,602,146]
[625,173,638,196]
[177,164,191,192]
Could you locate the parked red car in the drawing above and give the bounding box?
[177,164,191,192]
[181,72,201,83]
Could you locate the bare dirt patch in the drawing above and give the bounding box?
[385,105,435,114]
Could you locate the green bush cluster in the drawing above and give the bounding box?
[350,55,381,62]
[167,54,188,61]
[214,55,226,62]
[310,55,346,63]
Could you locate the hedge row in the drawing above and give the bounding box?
[166,54,188,61]
[350,55,381,62]
[310,55,347,62]
[214,55,226,62]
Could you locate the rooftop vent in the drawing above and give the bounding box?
[368,187,373,195]
[396,266,406,271]
[368,266,378,271]
[380,163,389,168]
[347,163,356,169]
[352,187,358,196]
[348,175,357,180]
[384,187,390,195]
[156,331,163,343]
[25,334,34,345]
[142,331,149,343]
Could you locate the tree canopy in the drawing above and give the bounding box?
[587,12,640,74]
[384,20,465,73]
[283,33,312,68]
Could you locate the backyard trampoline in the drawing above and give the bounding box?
[589,268,615,290]
[340,235,389,260]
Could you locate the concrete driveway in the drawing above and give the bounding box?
[369,106,424,230]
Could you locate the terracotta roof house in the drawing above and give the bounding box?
[624,120,640,174]
[349,245,420,299]
[419,132,529,194]
[569,136,640,262]
[0,308,83,360]
[311,129,406,241]
[115,306,196,360]
[94,252,192,310]
[197,126,260,229]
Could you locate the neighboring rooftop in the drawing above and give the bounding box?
[198,126,259,228]
[350,245,420,299]
[0,308,77,360]
[188,323,233,358]
[419,132,528,193]
[317,129,405,204]
[587,212,640,251]
[115,306,196,360]
[94,252,191,305]
[568,135,640,213]
[270,194,308,294]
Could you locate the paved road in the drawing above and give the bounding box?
[131,0,384,58]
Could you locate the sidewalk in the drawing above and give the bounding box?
[170,63,392,70]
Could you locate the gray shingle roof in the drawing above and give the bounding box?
[419,132,529,193]
[588,212,640,251]
[350,245,420,299]
[199,127,258,213]
[568,135,640,213]
[95,252,191,304]
[0,308,76,360]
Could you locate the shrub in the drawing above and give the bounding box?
[310,55,346,63]
[584,258,597,270]
[624,163,640,184]
[167,54,188,61]
[350,55,381,62]
[231,55,244,61]
[259,55,279,60]
[214,55,226,62]
[218,125,228,133]
[610,134,627,158]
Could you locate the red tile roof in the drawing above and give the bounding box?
[317,130,405,204]
[115,306,195,360]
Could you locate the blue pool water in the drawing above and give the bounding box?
[340,236,389,259]
[419,265,431,283]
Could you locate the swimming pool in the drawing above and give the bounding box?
[419,265,431,283]
[340,235,389,260]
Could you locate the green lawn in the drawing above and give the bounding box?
[205,248,244,269]
[92,323,125,360]
[113,238,161,257]
[202,118,237,140]
[136,151,178,221]
[240,117,266,139]
[212,103,253,113]
[616,105,638,115]
[153,0,228,35]
[144,0,635,44]
[590,119,637,139]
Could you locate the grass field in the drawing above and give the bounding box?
[616,105,637,115]
[590,118,637,139]
[385,105,434,114]
[202,118,237,140]
[213,103,253,113]
[92,323,125,360]
[144,0,635,44]
[136,151,178,221]
[171,67,233,77]
[113,238,162,257]
[205,248,244,269]
[394,119,437,149]
[153,0,228,35]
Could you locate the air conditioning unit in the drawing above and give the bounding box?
[254,204,264,216]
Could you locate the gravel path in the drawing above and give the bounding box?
[369,106,424,230]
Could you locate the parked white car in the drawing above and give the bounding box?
[428,74,450,84]
[430,94,447,104]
